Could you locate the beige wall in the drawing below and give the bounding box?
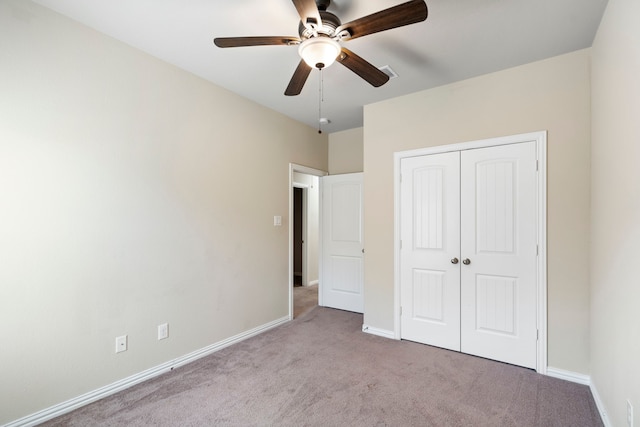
[591,0,640,425]
[0,1,327,424]
[328,127,364,174]
[363,49,592,374]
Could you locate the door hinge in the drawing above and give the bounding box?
[537,329,539,341]
[536,160,539,171]
[536,244,539,256]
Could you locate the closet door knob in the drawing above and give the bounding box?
[463,258,471,265]
[451,258,459,264]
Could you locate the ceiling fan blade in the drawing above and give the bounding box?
[292,0,322,29]
[285,60,313,96]
[335,0,428,41]
[214,36,300,48]
[337,48,390,87]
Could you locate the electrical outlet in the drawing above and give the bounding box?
[628,399,634,427]
[115,335,127,353]
[158,323,169,340]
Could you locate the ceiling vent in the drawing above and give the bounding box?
[378,65,399,79]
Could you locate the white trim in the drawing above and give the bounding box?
[589,380,612,427]
[536,136,548,375]
[393,131,548,373]
[362,324,396,340]
[307,279,319,286]
[545,367,610,427]
[546,367,590,386]
[289,163,328,319]
[393,147,403,340]
[394,131,546,158]
[4,316,289,427]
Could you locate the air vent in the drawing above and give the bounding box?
[379,65,398,79]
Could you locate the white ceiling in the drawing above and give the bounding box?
[33,0,608,133]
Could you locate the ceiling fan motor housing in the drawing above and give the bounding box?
[298,10,342,39]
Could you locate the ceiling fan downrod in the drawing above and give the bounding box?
[316,0,331,11]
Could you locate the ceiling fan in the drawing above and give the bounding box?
[214,0,428,96]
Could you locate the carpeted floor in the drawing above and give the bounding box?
[293,284,318,318]
[44,306,602,426]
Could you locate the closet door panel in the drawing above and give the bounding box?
[400,152,461,351]
[460,142,538,369]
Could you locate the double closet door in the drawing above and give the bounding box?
[400,142,538,369]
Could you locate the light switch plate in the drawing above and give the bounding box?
[158,323,168,340]
[115,335,127,353]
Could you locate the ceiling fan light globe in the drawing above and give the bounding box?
[298,37,341,69]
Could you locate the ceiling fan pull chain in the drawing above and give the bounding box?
[318,68,323,134]
[321,67,325,103]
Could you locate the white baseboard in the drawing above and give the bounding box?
[589,380,612,427]
[546,367,610,427]
[546,366,591,385]
[307,280,319,286]
[362,324,396,340]
[5,316,289,427]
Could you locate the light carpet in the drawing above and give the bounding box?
[44,307,602,426]
[293,284,318,319]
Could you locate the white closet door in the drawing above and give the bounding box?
[400,152,461,351]
[321,173,364,313]
[460,142,538,369]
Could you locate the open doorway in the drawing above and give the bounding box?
[292,174,319,318]
[293,187,303,286]
[289,164,327,319]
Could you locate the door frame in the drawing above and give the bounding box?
[393,131,548,374]
[289,163,328,320]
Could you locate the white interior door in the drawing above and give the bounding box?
[460,142,538,369]
[321,173,364,313]
[399,141,539,369]
[400,152,461,351]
